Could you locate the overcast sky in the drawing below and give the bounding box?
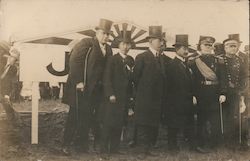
[0,0,249,49]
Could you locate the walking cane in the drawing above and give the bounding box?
[219,102,224,134]
[239,101,242,144]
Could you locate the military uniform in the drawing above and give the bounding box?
[218,52,248,147]
[190,53,221,148]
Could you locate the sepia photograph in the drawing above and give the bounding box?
[0,0,249,160]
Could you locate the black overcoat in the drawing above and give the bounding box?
[62,38,113,107]
[165,57,194,129]
[133,50,165,127]
[102,53,134,127]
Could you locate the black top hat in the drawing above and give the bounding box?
[223,34,242,44]
[198,36,215,44]
[173,34,190,47]
[146,26,163,40]
[95,19,113,34]
[117,31,132,43]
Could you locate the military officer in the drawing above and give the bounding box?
[218,34,249,150]
[189,36,222,152]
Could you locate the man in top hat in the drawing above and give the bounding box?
[62,19,113,154]
[218,34,249,150]
[189,36,222,152]
[165,35,196,153]
[133,26,167,157]
[100,30,134,155]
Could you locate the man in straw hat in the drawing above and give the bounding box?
[100,31,134,156]
[189,36,222,153]
[218,34,249,150]
[165,35,196,153]
[133,26,167,158]
[62,19,113,155]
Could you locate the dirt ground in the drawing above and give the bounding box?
[0,100,250,161]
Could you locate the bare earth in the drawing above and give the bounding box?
[0,100,250,161]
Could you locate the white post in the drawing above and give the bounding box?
[31,82,39,144]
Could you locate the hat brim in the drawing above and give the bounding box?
[172,44,190,47]
[95,27,113,34]
[223,38,242,44]
[146,36,163,40]
[117,38,132,44]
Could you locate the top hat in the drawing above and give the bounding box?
[223,34,242,44]
[198,36,215,44]
[173,34,190,47]
[146,26,163,40]
[117,31,132,43]
[95,19,113,34]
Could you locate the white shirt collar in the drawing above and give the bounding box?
[119,52,127,59]
[149,47,159,57]
[99,43,106,55]
[176,55,185,62]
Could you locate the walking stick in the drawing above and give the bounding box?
[219,102,224,134]
[239,101,242,144]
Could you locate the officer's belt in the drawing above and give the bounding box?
[201,80,218,85]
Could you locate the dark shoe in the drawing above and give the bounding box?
[195,146,211,154]
[137,153,147,160]
[128,140,136,148]
[62,147,71,156]
[110,150,125,155]
[168,146,180,155]
[239,143,250,151]
[152,143,160,149]
[75,146,89,153]
[145,151,158,157]
[99,153,110,160]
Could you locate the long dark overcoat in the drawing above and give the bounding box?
[102,53,134,127]
[62,37,113,108]
[133,50,165,127]
[165,57,194,129]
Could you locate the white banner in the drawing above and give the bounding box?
[18,43,69,82]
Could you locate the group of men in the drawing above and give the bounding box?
[62,19,249,157]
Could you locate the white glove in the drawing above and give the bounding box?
[240,96,246,113]
[128,108,134,116]
[76,82,85,91]
[109,95,116,103]
[219,95,226,103]
[193,96,197,105]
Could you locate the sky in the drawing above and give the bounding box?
[0,0,249,49]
